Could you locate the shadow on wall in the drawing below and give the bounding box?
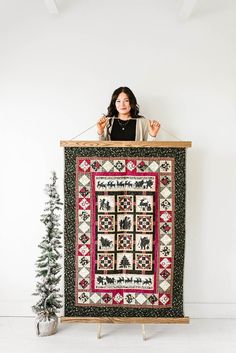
[190,0,232,20]
[185,146,205,298]
[140,95,184,141]
[55,0,79,13]
[55,0,234,19]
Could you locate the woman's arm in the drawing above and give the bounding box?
[148,120,161,139]
[97,116,109,140]
[138,117,160,141]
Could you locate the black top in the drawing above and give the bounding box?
[110,118,136,141]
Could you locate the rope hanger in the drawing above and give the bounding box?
[70,117,182,141]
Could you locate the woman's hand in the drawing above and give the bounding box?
[148,120,161,137]
[97,115,109,135]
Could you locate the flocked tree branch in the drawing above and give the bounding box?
[32,172,63,317]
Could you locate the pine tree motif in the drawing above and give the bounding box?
[32,172,63,318]
[119,255,131,269]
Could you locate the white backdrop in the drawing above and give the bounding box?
[0,0,235,317]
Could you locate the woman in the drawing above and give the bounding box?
[97,87,160,141]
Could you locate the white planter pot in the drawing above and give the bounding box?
[35,313,58,337]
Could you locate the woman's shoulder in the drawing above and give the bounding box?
[136,115,147,120]
[136,115,148,125]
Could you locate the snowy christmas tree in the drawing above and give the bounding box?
[119,255,131,269]
[32,172,63,318]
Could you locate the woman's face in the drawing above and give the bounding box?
[115,92,131,116]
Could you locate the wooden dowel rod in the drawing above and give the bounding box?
[60,317,190,324]
[60,140,192,148]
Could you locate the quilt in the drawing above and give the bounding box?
[64,146,186,318]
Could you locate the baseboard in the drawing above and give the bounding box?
[0,300,35,317]
[1,301,236,318]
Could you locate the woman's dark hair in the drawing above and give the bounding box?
[106,87,140,118]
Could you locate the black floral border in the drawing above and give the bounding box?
[64,147,186,317]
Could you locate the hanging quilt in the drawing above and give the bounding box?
[64,146,186,318]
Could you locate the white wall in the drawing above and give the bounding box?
[0,0,235,318]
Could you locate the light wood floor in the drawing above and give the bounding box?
[0,317,235,353]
